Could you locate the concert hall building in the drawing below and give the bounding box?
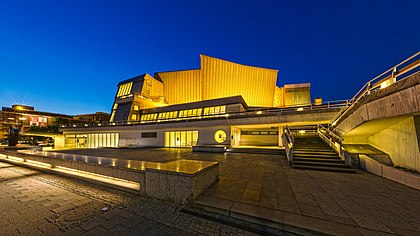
[60,55,331,149]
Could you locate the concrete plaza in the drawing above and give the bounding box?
[0,161,254,235]
[2,148,420,235]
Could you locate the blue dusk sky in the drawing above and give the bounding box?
[0,0,419,115]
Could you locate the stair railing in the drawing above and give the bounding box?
[317,124,351,165]
[282,126,294,165]
[329,51,419,129]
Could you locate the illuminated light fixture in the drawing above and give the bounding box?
[298,130,306,134]
[256,111,263,115]
[225,114,229,117]
[98,123,102,126]
[331,121,337,126]
[84,124,88,127]
[8,117,15,120]
[73,124,76,127]
[380,81,388,89]
[19,117,27,120]
[296,107,304,111]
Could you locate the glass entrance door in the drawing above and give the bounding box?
[164,131,198,147]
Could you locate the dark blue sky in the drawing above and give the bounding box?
[0,0,419,115]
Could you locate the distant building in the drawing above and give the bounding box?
[73,112,110,123]
[0,104,109,142]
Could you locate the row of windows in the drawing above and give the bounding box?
[116,82,133,97]
[140,105,226,122]
[241,131,279,135]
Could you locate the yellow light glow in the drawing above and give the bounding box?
[332,121,337,126]
[298,130,306,134]
[380,81,388,89]
[15,106,23,110]
[19,117,27,120]
[296,107,304,111]
[256,111,263,114]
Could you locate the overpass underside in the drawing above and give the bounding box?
[336,71,420,172]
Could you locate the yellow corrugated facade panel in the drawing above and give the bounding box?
[142,74,164,98]
[200,55,278,107]
[156,69,201,105]
[273,86,284,107]
[284,83,311,106]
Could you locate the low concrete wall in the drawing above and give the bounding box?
[145,164,219,204]
[359,155,420,190]
[0,150,219,204]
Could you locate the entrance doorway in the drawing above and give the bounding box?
[164,131,198,147]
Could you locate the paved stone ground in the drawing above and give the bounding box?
[35,148,420,235]
[0,161,258,235]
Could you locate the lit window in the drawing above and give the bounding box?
[215,106,220,114]
[209,107,215,115]
[204,107,209,115]
[110,111,116,122]
[188,109,193,117]
[220,106,226,114]
[131,114,137,120]
[116,82,133,97]
[134,105,139,111]
[197,108,202,116]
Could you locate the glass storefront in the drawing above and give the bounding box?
[164,131,198,147]
[65,133,119,148]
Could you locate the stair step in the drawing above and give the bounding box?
[292,164,357,173]
[294,153,339,158]
[294,150,336,155]
[293,157,343,163]
[292,160,351,168]
[294,148,334,152]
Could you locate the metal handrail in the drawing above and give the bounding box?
[318,124,342,142]
[317,125,351,165]
[282,126,294,165]
[62,99,349,129]
[330,51,420,127]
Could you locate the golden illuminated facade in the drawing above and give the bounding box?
[110,55,311,122]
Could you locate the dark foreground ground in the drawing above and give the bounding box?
[2,148,420,235]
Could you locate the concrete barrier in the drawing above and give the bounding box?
[359,155,420,190]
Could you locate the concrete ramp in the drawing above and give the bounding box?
[343,144,393,166]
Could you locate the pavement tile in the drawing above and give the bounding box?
[258,196,278,210]
[282,211,362,236]
[230,201,283,225]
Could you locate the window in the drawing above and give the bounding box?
[116,82,133,97]
[134,105,139,111]
[141,132,157,138]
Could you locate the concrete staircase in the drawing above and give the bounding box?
[292,136,356,173]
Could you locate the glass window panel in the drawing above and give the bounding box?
[197,108,202,116]
[215,106,220,114]
[204,107,209,115]
[209,107,215,115]
[181,132,186,147]
[220,106,226,114]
